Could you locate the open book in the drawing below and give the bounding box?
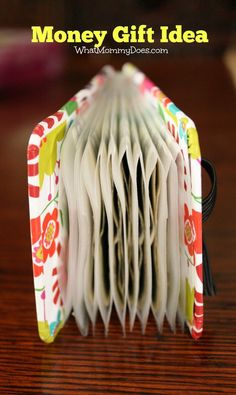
[27,64,205,342]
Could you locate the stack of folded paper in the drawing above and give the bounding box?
[28,64,204,342]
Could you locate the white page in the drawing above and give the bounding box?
[125,88,159,333]
[73,132,91,335]
[60,124,80,323]
[89,88,117,334]
[60,70,187,336]
[131,99,170,333]
[143,104,185,330]
[98,141,114,334]
[118,82,139,330]
[138,102,180,331]
[107,86,128,332]
[73,86,110,334]
[80,138,102,329]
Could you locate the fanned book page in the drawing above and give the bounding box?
[27,65,203,343]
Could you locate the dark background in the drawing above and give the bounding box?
[0,0,235,52]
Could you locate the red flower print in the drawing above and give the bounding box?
[33,241,43,264]
[52,267,63,306]
[184,204,195,257]
[192,209,202,254]
[30,216,41,245]
[191,288,204,340]
[41,208,59,262]
[196,263,203,282]
[184,204,202,259]
[194,289,203,304]
[33,263,44,277]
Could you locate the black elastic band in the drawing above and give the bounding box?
[202,158,217,223]
[201,158,217,296]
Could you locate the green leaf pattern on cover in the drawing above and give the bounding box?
[61,101,77,116]
[185,278,195,324]
[39,122,66,188]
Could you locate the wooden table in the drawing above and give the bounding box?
[0,57,235,394]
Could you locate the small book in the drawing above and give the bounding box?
[27,63,214,343]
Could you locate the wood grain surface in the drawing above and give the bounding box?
[0,58,235,394]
